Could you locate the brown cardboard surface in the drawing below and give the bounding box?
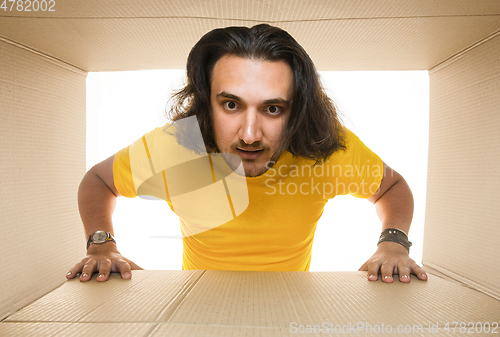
[0,0,499,71]
[4,271,203,323]
[2,270,499,336]
[1,0,500,334]
[3,0,500,19]
[0,38,87,321]
[0,323,156,337]
[425,33,500,300]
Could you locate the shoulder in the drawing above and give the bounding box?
[342,128,364,149]
[326,128,364,160]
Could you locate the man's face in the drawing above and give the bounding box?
[210,55,294,177]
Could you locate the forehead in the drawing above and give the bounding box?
[210,55,294,101]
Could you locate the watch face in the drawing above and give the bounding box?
[92,231,107,243]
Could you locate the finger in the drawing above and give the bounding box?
[410,263,428,281]
[115,260,132,279]
[366,261,382,281]
[66,259,88,279]
[128,260,144,270]
[397,261,411,283]
[97,259,112,282]
[380,262,396,283]
[358,260,368,272]
[80,259,98,282]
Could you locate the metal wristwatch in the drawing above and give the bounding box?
[87,230,116,250]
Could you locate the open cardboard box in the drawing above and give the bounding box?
[1,1,499,336]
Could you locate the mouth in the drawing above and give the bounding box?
[236,148,264,160]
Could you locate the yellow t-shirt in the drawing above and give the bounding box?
[113,125,384,271]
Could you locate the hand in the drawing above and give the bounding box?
[66,243,143,282]
[358,241,427,283]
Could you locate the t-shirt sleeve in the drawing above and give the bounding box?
[112,123,191,201]
[330,129,384,198]
[113,145,138,198]
[112,124,168,198]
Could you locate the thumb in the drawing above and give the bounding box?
[128,260,144,270]
[358,261,369,271]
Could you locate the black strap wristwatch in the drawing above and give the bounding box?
[377,228,412,252]
[87,230,116,250]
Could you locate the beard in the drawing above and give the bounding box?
[241,160,270,177]
[218,147,281,178]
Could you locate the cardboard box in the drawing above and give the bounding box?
[1,1,499,335]
[2,270,500,336]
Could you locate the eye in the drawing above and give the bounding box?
[223,101,239,111]
[265,105,282,115]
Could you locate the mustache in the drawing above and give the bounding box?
[233,141,270,151]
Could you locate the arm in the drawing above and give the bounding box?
[359,162,427,283]
[66,154,142,282]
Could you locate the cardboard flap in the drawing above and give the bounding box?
[1,1,499,71]
[2,270,499,336]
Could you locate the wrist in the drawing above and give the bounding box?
[86,240,118,254]
[377,241,409,254]
[377,228,412,252]
[86,230,116,250]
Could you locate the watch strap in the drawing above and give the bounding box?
[377,228,412,252]
[86,231,116,250]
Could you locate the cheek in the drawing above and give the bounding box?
[265,119,287,143]
[211,103,224,129]
[212,109,235,145]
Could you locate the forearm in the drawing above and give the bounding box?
[374,176,414,235]
[361,166,426,282]
[68,157,141,281]
[78,168,117,239]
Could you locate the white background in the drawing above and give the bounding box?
[86,69,429,272]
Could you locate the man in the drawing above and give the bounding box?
[67,24,427,283]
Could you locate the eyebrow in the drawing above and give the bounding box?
[216,91,291,106]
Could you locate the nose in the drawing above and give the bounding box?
[238,108,263,145]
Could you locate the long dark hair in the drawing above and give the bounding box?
[168,24,346,162]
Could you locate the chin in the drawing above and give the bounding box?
[242,162,268,177]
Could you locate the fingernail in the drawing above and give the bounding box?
[123,272,131,279]
[66,271,72,276]
[421,273,427,279]
[384,275,392,280]
[98,274,105,278]
[82,273,88,278]
[401,275,409,280]
[368,274,377,280]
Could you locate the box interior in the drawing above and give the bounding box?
[2,270,500,336]
[1,0,499,324]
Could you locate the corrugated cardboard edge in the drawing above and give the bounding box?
[425,264,500,301]
[0,35,87,76]
[424,29,500,301]
[5,270,500,334]
[0,33,87,322]
[429,28,500,74]
[2,270,499,337]
[0,280,68,322]
[156,270,207,322]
